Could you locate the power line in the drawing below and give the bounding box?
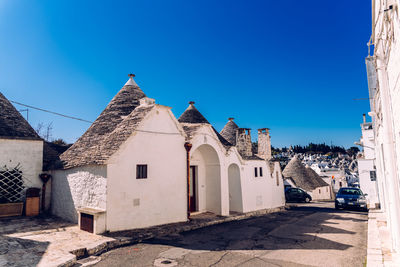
[10,100,93,123]
[352,98,371,100]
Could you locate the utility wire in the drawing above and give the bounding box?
[10,100,93,123]
[352,98,371,100]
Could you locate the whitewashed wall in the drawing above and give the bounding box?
[189,126,285,215]
[190,142,224,215]
[189,126,229,216]
[358,159,379,208]
[231,160,284,213]
[106,107,187,231]
[51,165,107,223]
[228,163,242,212]
[270,162,286,207]
[309,186,331,200]
[0,139,44,200]
[369,0,400,251]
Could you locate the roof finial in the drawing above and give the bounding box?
[125,73,138,86]
[228,117,234,121]
[189,101,195,105]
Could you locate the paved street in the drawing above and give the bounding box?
[92,202,367,267]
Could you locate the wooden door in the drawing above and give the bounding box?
[80,213,94,233]
[189,166,197,212]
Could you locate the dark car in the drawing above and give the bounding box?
[285,187,312,203]
[335,187,368,210]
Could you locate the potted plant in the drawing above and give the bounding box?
[0,165,25,217]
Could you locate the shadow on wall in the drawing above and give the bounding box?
[51,166,107,223]
[143,206,366,252]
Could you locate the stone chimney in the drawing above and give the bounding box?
[363,113,366,124]
[257,128,271,160]
[236,128,252,157]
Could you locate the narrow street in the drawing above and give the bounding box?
[91,202,367,267]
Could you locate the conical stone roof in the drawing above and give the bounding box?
[60,76,149,169]
[179,102,232,148]
[282,156,327,191]
[0,92,41,140]
[220,118,239,145]
[304,167,329,187]
[178,102,209,124]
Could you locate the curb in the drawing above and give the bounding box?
[63,206,287,267]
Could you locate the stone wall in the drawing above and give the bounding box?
[51,165,107,223]
[236,128,252,157]
[257,128,271,160]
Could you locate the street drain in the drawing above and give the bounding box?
[154,258,178,267]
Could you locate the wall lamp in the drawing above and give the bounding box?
[354,141,375,150]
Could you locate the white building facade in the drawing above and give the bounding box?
[356,115,380,209]
[0,92,48,211]
[51,76,285,234]
[366,0,400,252]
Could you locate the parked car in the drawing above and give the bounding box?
[285,187,312,203]
[335,187,368,211]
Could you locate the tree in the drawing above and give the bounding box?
[35,122,53,141]
[347,146,360,157]
[52,138,67,146]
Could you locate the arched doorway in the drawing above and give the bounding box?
[190,144,221,214]
[228,163,243,213]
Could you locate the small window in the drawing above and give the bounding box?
[276,171,279,186]
[136,165,147,179]
[259,167,263,177]
[254,167,258,177]
[370,171,377,181]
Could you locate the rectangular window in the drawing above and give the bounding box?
[136,164,147,179]
[370,170,377,181]
[254,167,258,177]
[276,171,279,186]
[259,167,263,177]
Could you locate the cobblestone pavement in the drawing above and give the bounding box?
[0,207,284,267]
[0,216,114,267]
[93,202,368,267]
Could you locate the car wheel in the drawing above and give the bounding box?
[335,203,339,210]
[305,197,311,203]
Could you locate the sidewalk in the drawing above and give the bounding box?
[367,210,400,267]
[0,207,284,267]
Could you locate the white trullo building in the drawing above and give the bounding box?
[282,156,331,201]
[178,105,285,216]
[0,92,50,213]
[51,75,285,234]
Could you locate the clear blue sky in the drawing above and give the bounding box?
[0,0,371,148]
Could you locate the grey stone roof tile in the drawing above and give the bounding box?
[0,92,41,140]
[59,79,149,169]
[282,156,328,191]
[178,102,209,124]
[220,119,239,146]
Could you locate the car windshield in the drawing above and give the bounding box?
[339,188,362,195]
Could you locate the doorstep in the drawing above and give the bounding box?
[367,210,400,267]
